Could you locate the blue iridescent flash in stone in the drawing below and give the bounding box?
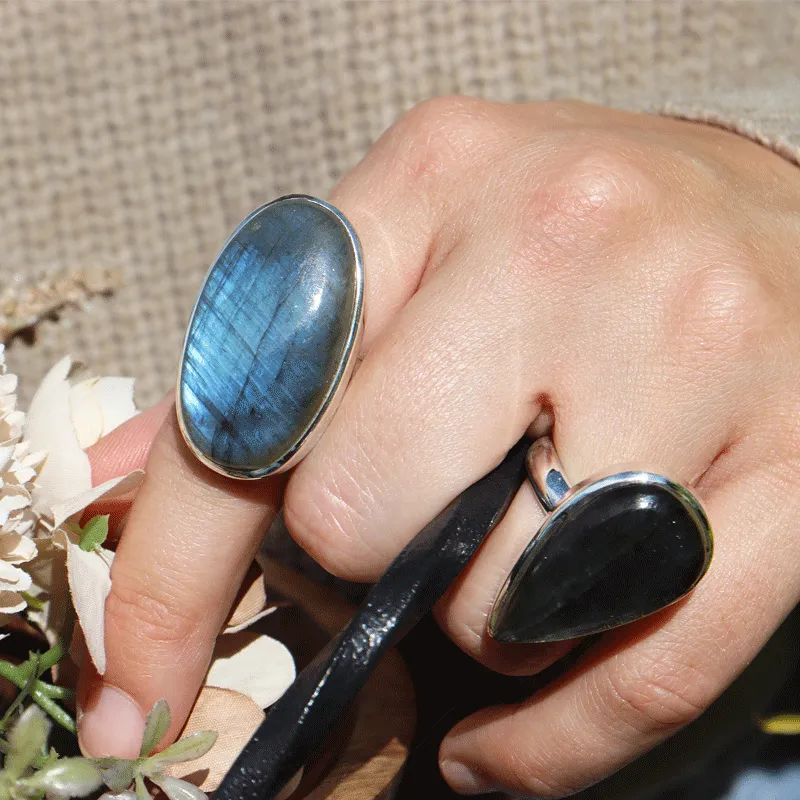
[178,195,362,478]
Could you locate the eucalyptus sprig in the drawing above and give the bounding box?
[0,644,75,733]
[0,699,214,800]
[0,705,100,800]
[91,700,215,800]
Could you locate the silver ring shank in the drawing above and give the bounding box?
[526,436,571,512]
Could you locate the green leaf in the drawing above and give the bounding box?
[139,731,216,772]
[134,774,151,800]
[149,774,208,800]
[20,758,103,798]
[79,516,109,552]
[760,714,800,734]
[2,656,39,732]
[0,659,33,690]
[6,707,50,780]
[19,593,44,612]
[37,643,65,674]
[30,688,75,734]
[139,699,171,757]
[96,758,136,794]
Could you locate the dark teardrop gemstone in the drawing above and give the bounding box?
[489,478,713,643]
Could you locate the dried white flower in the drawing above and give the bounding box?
[26,356,140,526]
[0,350,297,762]
[206,632,295,710]
[16,356,141,657]
[0,345,47,613]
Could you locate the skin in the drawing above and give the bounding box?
[78,98,800,797]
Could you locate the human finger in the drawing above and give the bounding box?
[77,406,285,758]
[83,392,174,531]
[75,97,498,757]
[439,442,800,796]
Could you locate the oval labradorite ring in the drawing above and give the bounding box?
[488,436,714,644]
[177,195,364,479]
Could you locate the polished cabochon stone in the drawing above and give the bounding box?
[489,479,713,643]
[178,196,361,478]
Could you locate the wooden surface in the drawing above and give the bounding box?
[258,558,416,800]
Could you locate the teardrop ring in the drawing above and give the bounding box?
[488,435,714,644]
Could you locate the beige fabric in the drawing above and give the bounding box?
[0,0,798,406]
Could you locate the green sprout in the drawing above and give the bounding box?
[0,644,75,734]
[0,700,214,800]
[91,700,215,800]
[0,518,219,798]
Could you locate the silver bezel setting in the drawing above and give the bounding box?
[176,194,365,480]
[488,440,714,641]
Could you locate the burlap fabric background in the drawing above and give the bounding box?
[1,1,798,406]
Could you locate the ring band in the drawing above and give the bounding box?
[526,436,571,512]
[489,435,713,644]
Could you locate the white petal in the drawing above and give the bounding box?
[0,445,16,472]
[7,517,35,536]
[51,470,144,528]
[0,374,17,396]
[69,376,137,449]
[51,527,74,550]
[0,493,30,526]
[0,591,27,613]
[205,633,295,709]
[0,410,26,445]
[26,357,92,516]
[222,606,280,635]
[68,379,104,450]
[65,540,113,674]
[21,449,47,469]
[0,533,37,564]
[0,559,32,592]
[8,465,37,486]
[95,377,138,437]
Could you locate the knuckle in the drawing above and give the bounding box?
[282,478,360,577]
[602,656,707,736]
[105,574,204,650]
[389,95,499,184]
[284,442,387,579]
[668,258,777,364]
[514,137,660,266]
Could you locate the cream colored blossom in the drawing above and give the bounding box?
[2,352,297,763]
[26,356,140,527]
[0,345,46,612]
[23,356,141,646]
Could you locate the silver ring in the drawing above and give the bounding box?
[488,435,713,644]
[176,195,364,480]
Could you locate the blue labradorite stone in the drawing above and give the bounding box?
[178,196,361,478]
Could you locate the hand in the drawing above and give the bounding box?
[77,97,800,797]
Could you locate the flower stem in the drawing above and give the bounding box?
[30,689,75,734]
[0,646,75,732]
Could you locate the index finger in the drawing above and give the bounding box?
[78,404,285,758]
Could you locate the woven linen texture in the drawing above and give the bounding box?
[0,0,798,405]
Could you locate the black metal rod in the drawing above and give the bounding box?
[214,437,530,800]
